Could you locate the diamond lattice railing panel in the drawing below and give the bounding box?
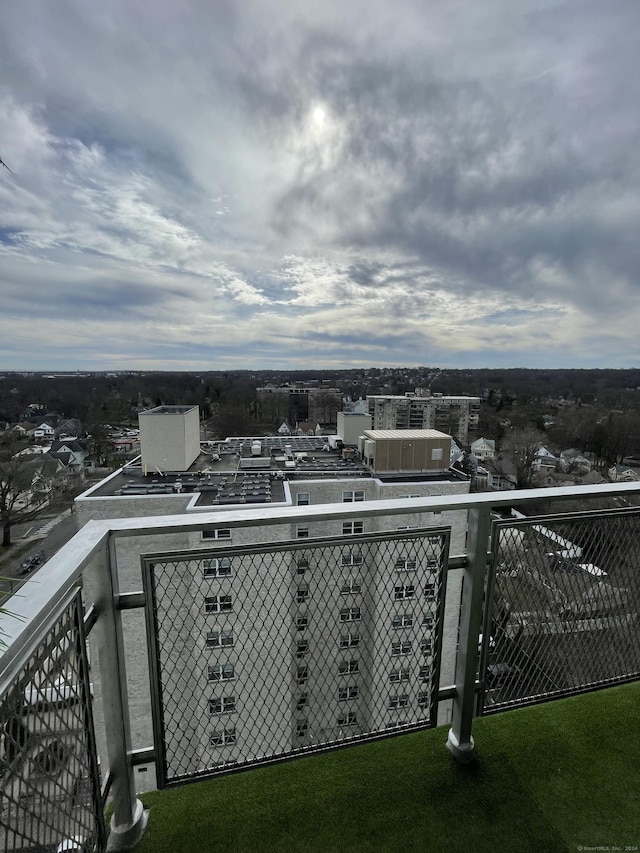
[0,591,104,853]
[144,530,449,786]
[481,509,640,714]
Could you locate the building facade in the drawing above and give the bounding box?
[367,392,480,445]
[76,411,470,786]
[257,383,343,429]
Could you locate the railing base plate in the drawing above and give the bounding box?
[106,798,149,851]
[446,728,476,764]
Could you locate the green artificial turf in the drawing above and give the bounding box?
[135,682,640,853]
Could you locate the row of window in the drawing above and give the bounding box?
[204,579,435,608]
[393,613,434,629]
[296,712,358,736]
[392,638,433,656]
[201,553,440,578]
[299,580,435,599]
[206,633,432,658]
[389,691,431,709]
[297,490,366,506]
[389,665,431,683]
[210,690,431,719]
[297,521,365,539]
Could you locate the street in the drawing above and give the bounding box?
[1,511,79,603]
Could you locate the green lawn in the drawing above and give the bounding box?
[135,682,640,853]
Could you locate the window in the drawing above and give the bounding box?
[296,640,309,658]
[210,727,236,746]
[389,667,410,683]
[296,720,309,737]
[296,557,309,574]
[392,614,413,629]
[296,692,308,710]
[423,614,434,629]
[342,521,364,535]
[296,587,309,604]
[338,685,358,701]
[338,659,359,675]
[339,632,360,649]
[341,550,363,566]
[297,492,310,506]
[395,558,417,572]
[340,607,361,623]
[206,629,234,648]
[426,557,440,569]
[342,490,365,502]
[340,579,362,595]
[388,693,409,709]
[418,691,429,708]
[296,665,308,684]
[296,616,309,630]
[202,557,232,578]
[394,584,415,600]
[202,529,231,540]
[420,638,433,655]
[419,664,430,682]
[391,640,412,656]
[204,595,232,614]
[424,580,436,601]
[296,524,309,539]
[337,712,357,727]
[208,663,235,682]
[209,696,235,715]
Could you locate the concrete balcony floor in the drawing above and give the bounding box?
[133,681,639,853]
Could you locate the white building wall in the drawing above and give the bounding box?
[139,406,200,473]
[77,470,468,789]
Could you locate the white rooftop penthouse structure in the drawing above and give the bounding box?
[139,404,200,474]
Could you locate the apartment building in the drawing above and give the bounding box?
[256,383,343,429]
[367,391,480,445]
[76,407,469,785]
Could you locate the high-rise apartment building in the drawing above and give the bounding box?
[367,391,480,445]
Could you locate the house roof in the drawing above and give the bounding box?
[471,437,495,450]
[50,439,86,453]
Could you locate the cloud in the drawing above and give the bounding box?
[0,0,639,369]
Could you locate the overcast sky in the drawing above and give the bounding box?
[1,1,639,371]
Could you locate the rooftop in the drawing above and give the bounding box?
[80,434,465,502]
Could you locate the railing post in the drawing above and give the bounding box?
[91,536,148,849]
[447,505,492,762]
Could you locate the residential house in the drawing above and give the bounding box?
[33,423,55,444]
[55,418,83,439]
[532,446,557,473]
[608,465,640,483]
[559,449,592,476]
[48,439,89,470]
[470,437,496,462]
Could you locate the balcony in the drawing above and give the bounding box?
[1,483,639,851]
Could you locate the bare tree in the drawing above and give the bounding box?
[500,427,546,489]
[0,437,51,546]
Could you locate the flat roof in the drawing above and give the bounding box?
[362,429,451,440]
[79,433,467,502]
[139,405,197,415]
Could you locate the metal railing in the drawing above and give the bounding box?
[1,482,639,849]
